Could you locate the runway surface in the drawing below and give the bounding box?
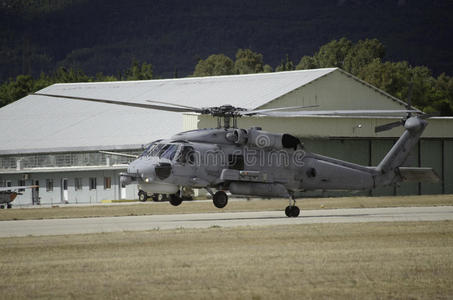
[1,206,452,237]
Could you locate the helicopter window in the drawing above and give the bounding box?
[140,144,154,157]
[176,146,195,164]
[147,143,164,157]
[282,134,300,150]
[159,144,180,160]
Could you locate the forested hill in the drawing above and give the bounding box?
[0,0,451,81]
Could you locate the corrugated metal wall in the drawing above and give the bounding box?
[445,141,453,194]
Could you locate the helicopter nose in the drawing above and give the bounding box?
[128,160,172,181]
[128,160,156,180]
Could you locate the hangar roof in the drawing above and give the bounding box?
[0,68,407,154]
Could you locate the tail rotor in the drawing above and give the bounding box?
[375,81,427,133]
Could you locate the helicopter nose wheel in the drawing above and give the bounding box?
[138,190,148,202]
[285,196,300,217]
[213,191,228,208]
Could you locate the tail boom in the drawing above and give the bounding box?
[375,116,428,187]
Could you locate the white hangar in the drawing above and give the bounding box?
[0,68,452,206]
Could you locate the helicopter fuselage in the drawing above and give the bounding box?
[123,126,384,198]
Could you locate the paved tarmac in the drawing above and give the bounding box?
[1,206,452,237]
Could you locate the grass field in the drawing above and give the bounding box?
[0,221,452,299]
[1,194,453,221]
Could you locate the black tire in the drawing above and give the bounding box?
[285,206,292,217]
[169,194,183,206]
[151,194,160,202]
[285,206,300,217]
[0,205,4,209]
[6,203,12,209]
[213,191,228,208]
[138,190,148,202]
[291,206,300,217]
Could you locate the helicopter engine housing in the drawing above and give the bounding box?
[226,129,248,144]
[245,128,300,150]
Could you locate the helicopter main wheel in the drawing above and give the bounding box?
[285,205,300,217]
[138,190,148,202]
[169,194,183,206]
[213,191,228,208]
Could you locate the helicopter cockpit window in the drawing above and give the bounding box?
[140,143,154,157]
[176,146,195,164]
[141,143,163,157]
[159,144,180,161]
[149,144,164,157]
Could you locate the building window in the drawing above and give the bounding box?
[75,178,82,191]
[89,177,97,190]
[46,179,53,192]
[104,177,111,189]
[18,179,26,192]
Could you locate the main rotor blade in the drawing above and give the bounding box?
[257,109,417,117]
[239,105,320,116]
[374,120,404,133]
[99,150,139,158]
[32,93,200,113]
[145,100,203,111]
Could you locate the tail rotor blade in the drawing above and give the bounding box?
[375,120,404,133]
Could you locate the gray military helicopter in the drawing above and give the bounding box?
[33,92,438,217]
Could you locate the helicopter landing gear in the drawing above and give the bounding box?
[151,193,159,202]
[138,190,148,202]
[169,194,183,206]
[213,191,228,208]
[285,196,300,217]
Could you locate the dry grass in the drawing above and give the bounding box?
[0,221,452,299]
[1,194,453,221]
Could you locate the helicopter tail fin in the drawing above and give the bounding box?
[374,116,428,186]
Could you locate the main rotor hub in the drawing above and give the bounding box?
[207,105,246,117]
[203,105,247,129]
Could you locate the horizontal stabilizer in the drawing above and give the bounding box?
[397,167,440,183]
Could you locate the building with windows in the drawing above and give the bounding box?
[1,68,452,205]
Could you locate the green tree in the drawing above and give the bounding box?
[315,37,352,68]
[0,74,34,106]
[123,60,153,80]
[53,67,90,83]
[234,49,264,74]
[263,64,273,73]
[343,38,386,75]
[275,54,295,72]
[424,73,453,115]
[359,59,412,102]
[193,54,234,77]
[296,55,318,70]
